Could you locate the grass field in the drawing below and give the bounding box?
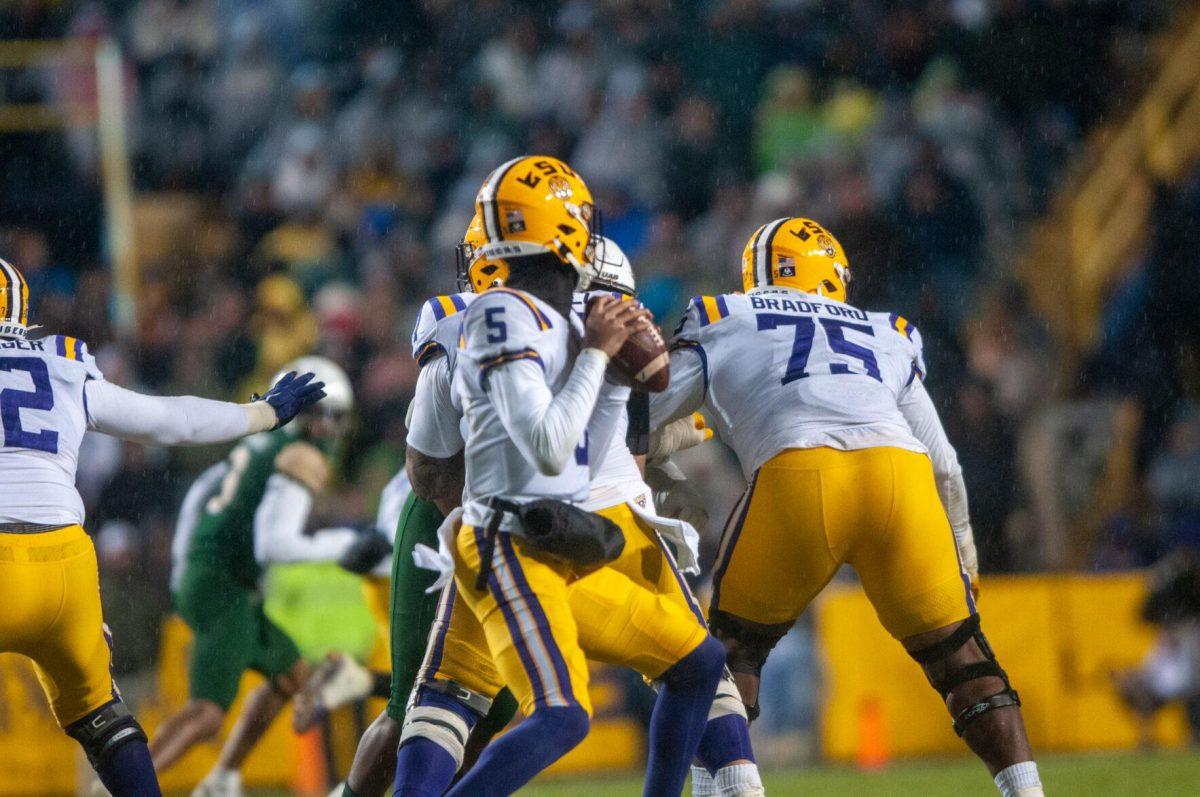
[516,750,1200,796]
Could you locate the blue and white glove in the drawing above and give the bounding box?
[258,371,326,429]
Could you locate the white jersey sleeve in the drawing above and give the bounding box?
[170,461,228,591]
[406,354,463,458]
[85,381,256,445]
[411,293,476,369]
[375,468,411,542]
[649,297,712,429]
[253,473,359,565]
[464,291,606,476]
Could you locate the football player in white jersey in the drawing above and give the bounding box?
[650,218,1044,797]
[395,234,764,797]
[395,155,725,797]
[325,216,519,797]
[0,258,325,796]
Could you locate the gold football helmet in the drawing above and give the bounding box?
[741,217,852,302]
[0,258,30,338]
[456,212,509,293]
[475,155,599,290]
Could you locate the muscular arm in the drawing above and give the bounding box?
[899,381,978,579]
[406,448,464,516]
[85,380,276,445]
[486,349,609,476]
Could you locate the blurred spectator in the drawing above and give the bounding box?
[1149,409,1200,552]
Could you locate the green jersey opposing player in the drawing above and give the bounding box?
[149,356,363,796]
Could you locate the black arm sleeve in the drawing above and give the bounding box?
[625,389,650,456]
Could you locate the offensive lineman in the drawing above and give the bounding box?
[149,356,361,796]
[0,258,326,796]
[650,218,1044,797]
[399,155,726,797]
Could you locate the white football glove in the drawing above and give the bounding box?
[648,412,712,462]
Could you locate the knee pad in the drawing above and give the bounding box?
[708,610,790,721]
[398,685,483,771]
[910,615,1021,736]
[65,700,148,769]
[707,610,789,679]
[708,671,749,722]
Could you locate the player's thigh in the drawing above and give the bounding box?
[596,503,705,625]
[711,453,841,627]
[849,449,974,640]
[178,580,260,710]
[418,582,504,701]
[389,496,444,684]
[0,536,64,654]
[247,600,302,682]
[24,532,116,726]
[454,525,590,717]
[569,565,708,681]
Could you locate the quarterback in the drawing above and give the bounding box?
[394,233,763,797]
[150,356,360,796]
[651,218,1043,797]
[395,155,725,797]
[0,259,325,796]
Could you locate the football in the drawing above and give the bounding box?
[588,297,670,392]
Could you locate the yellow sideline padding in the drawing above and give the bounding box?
[0,618,639,792]
[817,572,1190,760]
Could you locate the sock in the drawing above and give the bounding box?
[994,761,1043,797]
[446,705,589,796]
[644,637,726,797]
[394,738,460,797]
[695,714,756,772]
[394,691,480,797]
[715,763,765,796]
[691,766,718,796]
[93,739,163,797]
[371,672,392,700]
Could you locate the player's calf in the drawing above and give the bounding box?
[645,635,726,797]
[905,615,1044,796]
[690,674,762,796]
[67,699,162,797]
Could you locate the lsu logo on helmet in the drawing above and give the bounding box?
[456,212,510,293]
[741,217,852,302]
[0,258,30,339]
[474,155,600,290]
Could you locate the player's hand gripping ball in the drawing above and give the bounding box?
[585,295,670,392]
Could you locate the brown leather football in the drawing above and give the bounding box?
[585,295,670,392]
[614,322,669,392]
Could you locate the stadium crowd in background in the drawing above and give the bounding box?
[0,0,1194,747]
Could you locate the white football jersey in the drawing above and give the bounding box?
[454,288,589,529]
[407,292,477,458]
[411,292,478,373]
[663,287,929,478]
[0,334,103,525]
[571,291,651,511]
